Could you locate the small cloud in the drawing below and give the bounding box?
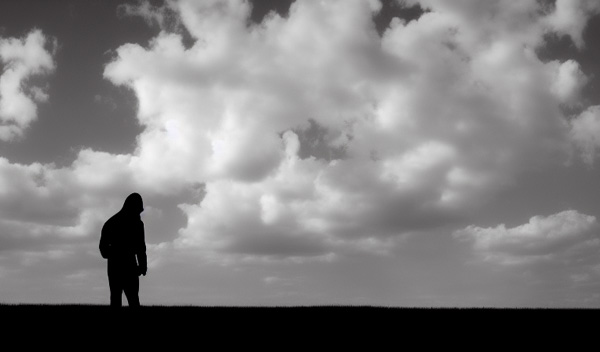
[117,0,181,32]
[0,29,56,141]
[30,86,49,102]
[21,249,71,266]
[570,105,600,165]
[454,210,598,265]
[66,270,91,281]
[263,276,295,286]
[93,94,117,110]
[263,276,282,285]
[570,273,590,284]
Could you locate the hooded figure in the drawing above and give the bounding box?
[100,193,147,307]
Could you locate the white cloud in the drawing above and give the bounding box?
[4,0,600,266]
[543,0,600,49]
[0,155,124,251]
[97,0,600,260]
[0,29,55,141]
[454,210,599,265]
[0,158,72,225]
[550,60,587,105]
[570,106,600,165]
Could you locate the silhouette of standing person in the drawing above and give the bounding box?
[100,193,147,308]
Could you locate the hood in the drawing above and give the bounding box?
[121,192,144,214]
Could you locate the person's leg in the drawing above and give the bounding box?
[123,274,140,308]
[108,271,123,308]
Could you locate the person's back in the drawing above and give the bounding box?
[100,193,147,307]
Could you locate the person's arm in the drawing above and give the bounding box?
[137,221,147,276]
[99,221,112,259]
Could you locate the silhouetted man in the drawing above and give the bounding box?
[100,193,147,308]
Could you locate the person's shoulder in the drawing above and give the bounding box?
[103,212,121,227]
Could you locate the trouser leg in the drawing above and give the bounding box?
[108,272,123,307]
[123,274,140,308]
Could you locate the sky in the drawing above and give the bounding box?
[2,0,600,307]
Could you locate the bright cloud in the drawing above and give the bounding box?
[95,0,600,260]
[0,155,128,253]
[0,29,55,141]
[3,0,600,267]
[543,0,600,49]
[454,210,599,265]
[550,60,587,105]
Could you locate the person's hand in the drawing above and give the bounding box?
[138,266,147,276]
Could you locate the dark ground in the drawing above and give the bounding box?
[0,305,596,348]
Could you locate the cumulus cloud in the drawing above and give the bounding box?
[543,0,600,49]
[4,0,600,266]
[0,29,56,141]
[0,155,126,257]
[0,148,195,259]
[95,0,600,260]
[550,60,587,105]
[454,210,599,265]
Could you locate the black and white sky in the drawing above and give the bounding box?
[2,0,600,307]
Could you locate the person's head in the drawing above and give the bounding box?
[122,192,144,215]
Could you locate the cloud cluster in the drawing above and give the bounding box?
[96,0,600,260]
[543,0,600,48]
[0,29,56,141]
[454,210,599,265]
[0,155,126,253]
[0,150,197,287]
[3,0,600,267]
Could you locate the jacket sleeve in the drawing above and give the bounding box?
[137,221,147,273]
[99,221,111,259]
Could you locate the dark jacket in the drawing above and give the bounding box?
[99,193,147,276]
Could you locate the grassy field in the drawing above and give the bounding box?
[0,304,595,346]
